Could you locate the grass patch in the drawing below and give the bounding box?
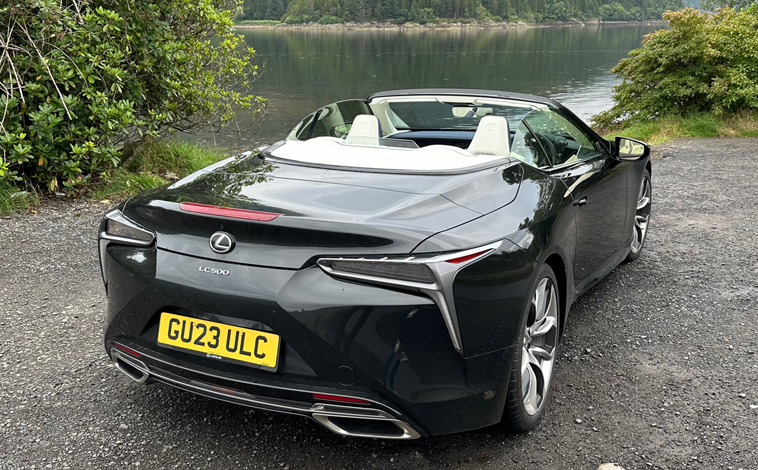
[91,140,228,201]
[0,187,40,217]
[235,20,281,25]
[603,112,758,145]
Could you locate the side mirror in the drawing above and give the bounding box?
[614,136,650,161]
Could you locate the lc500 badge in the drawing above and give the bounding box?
[199,266,230,276]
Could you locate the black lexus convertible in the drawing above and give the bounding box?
[99,89,652,439]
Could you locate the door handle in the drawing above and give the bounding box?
[573,197,587,207]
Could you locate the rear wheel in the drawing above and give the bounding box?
[502,264,560,432]
[626,169,652,262]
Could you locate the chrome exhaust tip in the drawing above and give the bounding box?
[111,348,150,385]
[311,404,420,439]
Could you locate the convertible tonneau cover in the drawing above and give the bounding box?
[269,137,513,173]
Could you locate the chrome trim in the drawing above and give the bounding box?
[209,231,235,254]
[130,344,406,414]
[112,349,150,385]
[109,347,421,439]
[317,240,503,352]
[311,404,421,439]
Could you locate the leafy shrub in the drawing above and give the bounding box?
[0,0,265,193]
[318,15,343,24]
[283,14,314,23]
[594,8,758,128]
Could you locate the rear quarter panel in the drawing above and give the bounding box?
[414,165,577,357]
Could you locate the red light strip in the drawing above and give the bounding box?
[312,393,370,404]
[445,250,490,264]
[179,202,281,221]
[113,343,141,358]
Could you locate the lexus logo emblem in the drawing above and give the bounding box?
[209,232,235,254]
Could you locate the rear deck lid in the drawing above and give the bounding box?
[122,154,522,269]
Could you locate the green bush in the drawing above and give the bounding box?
[283,14,314,23]
[594,8,758,128]
[0,0,265,193]
[318,15,343,24]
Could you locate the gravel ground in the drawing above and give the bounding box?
[1,138,756,470]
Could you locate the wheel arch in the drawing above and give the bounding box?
[543,253,568,335]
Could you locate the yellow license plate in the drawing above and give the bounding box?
[157,313,280,370]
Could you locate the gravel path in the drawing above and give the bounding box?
[1,138,756,470]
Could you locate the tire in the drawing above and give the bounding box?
[502,264,560,432]
[625,168,652,262]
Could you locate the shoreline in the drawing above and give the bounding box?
[233,20,668,30]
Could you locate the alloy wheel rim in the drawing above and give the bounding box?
[631,176,651,253]
[521,277,559,416]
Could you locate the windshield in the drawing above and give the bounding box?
[386,101,534,131]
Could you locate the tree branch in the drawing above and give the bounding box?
[20,22,72,120]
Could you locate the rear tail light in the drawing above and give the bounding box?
[312,393,370,404]
[102,210,155,245]
[444,250,489,264]
[316,241,503,354]
[113,343,141,358]
[319,259,435,284]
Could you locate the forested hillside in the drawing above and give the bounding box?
[240,0,683,24]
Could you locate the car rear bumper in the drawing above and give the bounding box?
[110,345,421,439]
[102,245,523,437]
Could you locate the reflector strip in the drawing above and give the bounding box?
[312,393,370,404]
[445,250,490,264]
[180,202,281,221]
[113,343,141,357]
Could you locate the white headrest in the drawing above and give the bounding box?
[467,116,511,157]
[346,114,382,145]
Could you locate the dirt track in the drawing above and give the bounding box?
[1,138,757,470]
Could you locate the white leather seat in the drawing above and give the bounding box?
[467,116,511,157]
[346,114,383,146]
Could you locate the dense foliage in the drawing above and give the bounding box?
[594,8,758,128]
[241,0,682,23]
[702,0,753,10]
[0,0,264,192]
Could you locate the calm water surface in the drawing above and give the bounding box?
[197,24,663,150]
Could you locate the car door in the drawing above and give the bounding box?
[523,108,628,280]
[286,100,372,141]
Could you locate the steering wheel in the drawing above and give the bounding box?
[534,133,557,167]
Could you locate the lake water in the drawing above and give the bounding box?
[196,24,663,150]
